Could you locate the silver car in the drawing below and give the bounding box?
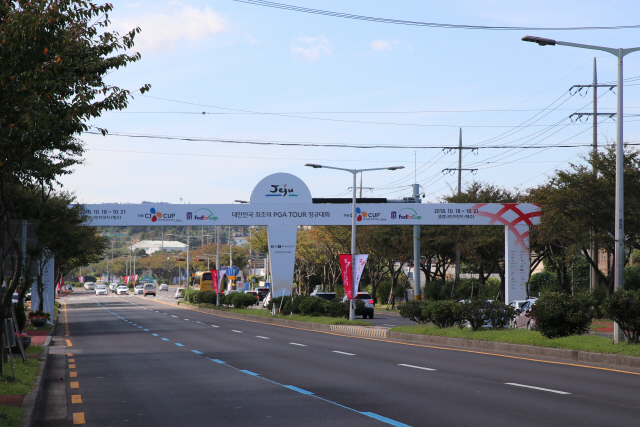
[514,298,538,330]
[95,285,108,296]
[342,292,375,319]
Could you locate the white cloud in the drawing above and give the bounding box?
[115,5,227,54]
[291,36,332,61]
[371,39,400,52]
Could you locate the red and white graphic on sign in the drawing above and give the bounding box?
[473,203,541,250]
[210,270,219,293]
[354,254,368,295]
[340,254,354,299]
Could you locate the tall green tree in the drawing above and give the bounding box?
[0,0,148,369]
[528,146,640,296]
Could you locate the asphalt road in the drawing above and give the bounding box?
[36,289,640,426]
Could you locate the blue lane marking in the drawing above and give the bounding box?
[152,333,158,336]
[162,338,169,341]
[175,343,184,347]
[361,413,412,427]
[138,326,143,328]
[209,358,226,364]
[191,350,203,355]
[133,324,137,326]
[144,329,149,332]
[240,370,259,376]
[284,385,313,395]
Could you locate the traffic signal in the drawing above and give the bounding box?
[176,258,186,261]
[195,258,205,262]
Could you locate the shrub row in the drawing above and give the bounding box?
[530,292,594,338]
[267,295,356,318]
[399,299,516,331]
[183,290,259,309]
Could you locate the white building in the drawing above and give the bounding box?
[132,240,187,255]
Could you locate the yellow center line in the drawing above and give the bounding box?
[65,339,73,347]
[70,372,77,378]
[73,412,85,424]
[68,359,75,362]
[143,297,640,377]
[70,382,79,389]
[72,395,82,404]
[69,364,76,369]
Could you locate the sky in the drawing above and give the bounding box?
[58,0,640,205]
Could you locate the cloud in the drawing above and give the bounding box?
[291,36,332,61]
[115,5,227,54]
[371,39,400,52]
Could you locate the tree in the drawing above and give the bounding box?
[0,1,148,371]
[528,146,640,296]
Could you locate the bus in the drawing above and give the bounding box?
[193,271,215,292]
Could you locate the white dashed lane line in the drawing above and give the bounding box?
[289,343,307,347]
[256,336,270,340]
[505,383,571,395]
[232,330,243,334]
[398,364,436,372]
[211,325,219,328]
[332,351,356,356]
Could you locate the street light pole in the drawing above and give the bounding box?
[522,36,640,343]
[306,163,404,321]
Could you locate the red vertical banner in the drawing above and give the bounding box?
[339,254,354,300]
[210,270,219,293]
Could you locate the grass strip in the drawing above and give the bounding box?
[0,346,45,427]
[390,325,640,357]
[182,302,373,326]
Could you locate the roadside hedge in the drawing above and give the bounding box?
[602,289,640,343]
[531,292,593,338]
[399,299,515,331]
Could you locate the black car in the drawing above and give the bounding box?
[254,287,270,301]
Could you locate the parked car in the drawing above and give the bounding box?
[254,287,270,301]
[514,298,538,330]
[159,284,169,291]
[109,283,119,293]
[143,284,156,297]
[84,282,95,291]
[95,284,108,296]
[342,292,375,319]
[310,290,337,301]
[175,287,185,299]
[11,293,20,305]
[117,285,129,295]
[244,290,258,298]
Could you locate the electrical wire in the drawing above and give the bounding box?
[232,0,640,31]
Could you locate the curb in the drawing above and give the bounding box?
[188,304,640,370]
[22,316,56,427]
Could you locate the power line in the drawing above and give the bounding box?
[85,130,640,149]
[232,0,640,31]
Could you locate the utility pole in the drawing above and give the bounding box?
[568,58,616,292]
[412,183,422,300]
[443,128,478,284]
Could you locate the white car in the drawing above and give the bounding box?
[159,284,169,291]
[175,287,185,299]
[84,282,95,291]
[95,285,108,296]
[134,284,144,295]
[109,283,119,293]
[117,285,129,295]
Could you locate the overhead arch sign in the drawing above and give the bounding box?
[80,173,540,302]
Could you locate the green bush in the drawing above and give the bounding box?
[231,293,258,308]
[201,291,217,304]
[217,294,226,305]
[353,299,367,317]
[531,292,594,338]
[298,297,329,316]
[326,299,349,318]
[529,271,559,296]
[225,292,240,306]
[423,300,462,328]
[269,296,293,313]
[399,300,429,323]
[459,299,490,331]
[602,289,640,343]
[288,295,309,314]
[485,300,517,330]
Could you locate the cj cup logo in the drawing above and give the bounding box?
[266,184,298,198]
[356,207,381,222]
[398,208,422,220]
[145,207,176,223]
